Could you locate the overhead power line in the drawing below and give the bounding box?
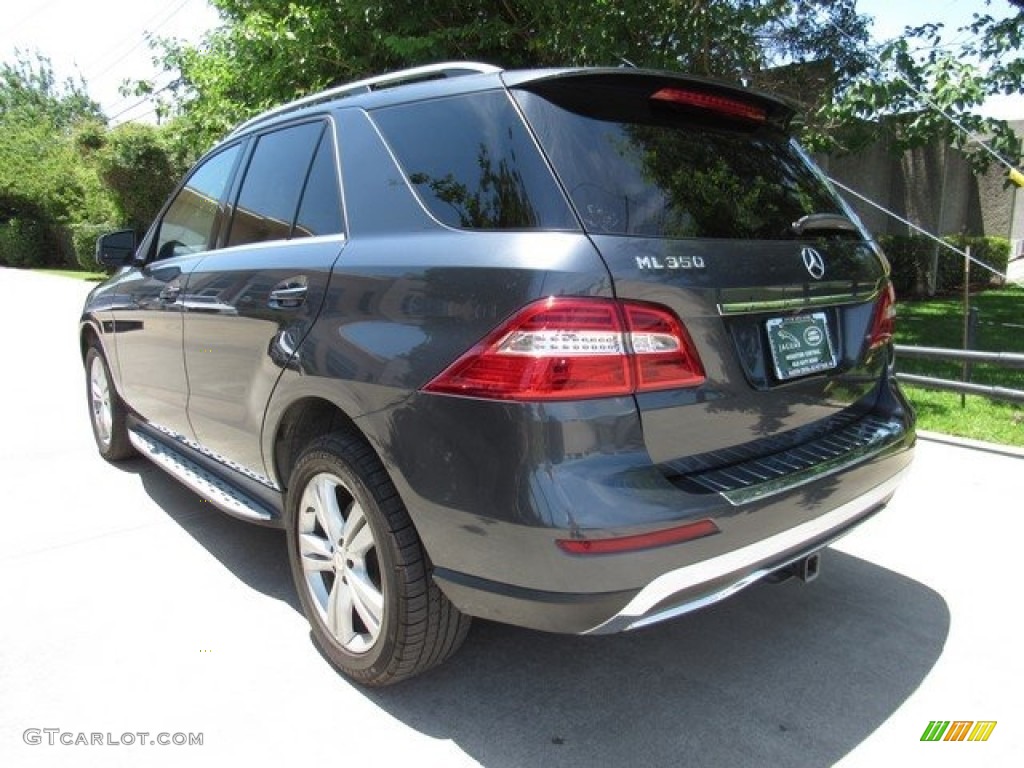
[107,80,174,123]
[828,176,1023,288]
[81,0,193,83]
[102,71,178,117]
[7,0,63,37]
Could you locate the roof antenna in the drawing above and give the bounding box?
[618,57,638,69]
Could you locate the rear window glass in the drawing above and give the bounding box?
[514,88,848,240]
[372,91,577,231]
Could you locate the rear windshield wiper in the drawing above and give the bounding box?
[790,213,859,237]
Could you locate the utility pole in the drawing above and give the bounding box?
[961,244,971,408]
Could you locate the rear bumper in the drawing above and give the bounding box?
[432,464,907,634]
[364,378,914,634]
[583,464,906,633]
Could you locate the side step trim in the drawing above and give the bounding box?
[129,429,276,524]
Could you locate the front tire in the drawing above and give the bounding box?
[286,431,470,686]
[85,343,136,461]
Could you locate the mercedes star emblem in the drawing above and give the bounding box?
[801,247,826,280]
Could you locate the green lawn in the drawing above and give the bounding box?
[895,285,1024,447]
[30,268,108,282]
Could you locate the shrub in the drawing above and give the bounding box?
[71,222,117,270]
[876,235,932,297]
[943,235,1010,288]
[96,124,180,232]
[876,234,1011,297]
[0,218,59,268]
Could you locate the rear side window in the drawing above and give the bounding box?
[228,121,336,247]
[294,130,344,238]
[372,91,576,231]
[514,87,848,240]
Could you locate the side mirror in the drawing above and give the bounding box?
[95,229,137,268]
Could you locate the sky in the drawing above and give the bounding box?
[2,0,219,124]
[1,0,1022,123]
[856,0,1023,119]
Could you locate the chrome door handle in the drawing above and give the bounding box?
[268,285,307,309]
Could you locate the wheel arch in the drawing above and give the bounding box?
[79,320,102,362]
[269,396,369,492]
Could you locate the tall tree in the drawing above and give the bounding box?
[0,52,101,128]
[810,0,1024,175]
[0,53,110,267]
[151,0,1022,179]
[154,0,872,155]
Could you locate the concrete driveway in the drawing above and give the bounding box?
[0,267,1020,767]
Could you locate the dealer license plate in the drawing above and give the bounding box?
[766,312,838,380]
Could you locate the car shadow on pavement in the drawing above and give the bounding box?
[124,458,299,611]
[128,458,948,767]
[368,552,948,768]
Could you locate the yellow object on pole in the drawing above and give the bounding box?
[1010,168,1024,187]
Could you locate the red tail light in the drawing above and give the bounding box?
[625,304,706,389]
[868,282,896,349]
[651,87,767,123]
[423,297,706,401]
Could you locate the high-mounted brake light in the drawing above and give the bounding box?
[423,297,706,401]
[868,282,896,349]
[651,87,767,123]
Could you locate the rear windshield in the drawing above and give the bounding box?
[514,87,849,240]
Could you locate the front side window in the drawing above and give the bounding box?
[227,121,325,247]
[155,144,241,261]
[372,91,577,231]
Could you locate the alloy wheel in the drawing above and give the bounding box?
[296,472,384,654]
[89,355,113,449]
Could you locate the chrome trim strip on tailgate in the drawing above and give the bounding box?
[717,283,883,315]
[582,467,908,635]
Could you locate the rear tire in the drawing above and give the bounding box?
[286,431,470,686]
[85,344,136,461]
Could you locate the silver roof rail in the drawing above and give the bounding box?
[229,61,502,137]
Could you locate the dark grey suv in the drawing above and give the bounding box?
[81,62,915,685]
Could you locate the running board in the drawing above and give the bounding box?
[129,429,276,523]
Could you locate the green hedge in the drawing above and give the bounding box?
[877,235,1010,297]
[0,219,117,271]
[0,219,56,268]
[71,222,116,271]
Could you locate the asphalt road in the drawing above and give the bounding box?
[0,267,1020,767]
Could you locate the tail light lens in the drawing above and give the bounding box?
[868,282,896,349]
[625,304,706,389]
[423,297,706,401]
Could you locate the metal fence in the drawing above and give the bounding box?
[894,345,1024,403]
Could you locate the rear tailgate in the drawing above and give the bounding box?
[511,70,898,469]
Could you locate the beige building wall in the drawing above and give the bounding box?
[813,120,1022,253]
